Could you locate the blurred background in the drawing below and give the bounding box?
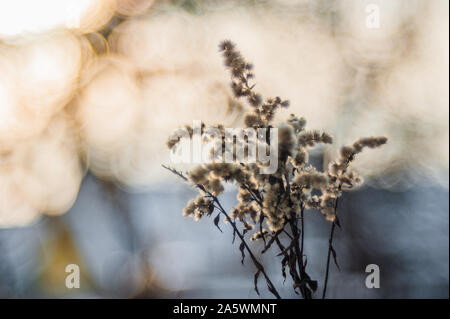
[0,0,448,298]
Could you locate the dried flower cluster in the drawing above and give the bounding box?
[165,40,387,299]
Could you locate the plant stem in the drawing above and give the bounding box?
[322,196,340,299]
[289,211,311,299]
[300,205,305,258]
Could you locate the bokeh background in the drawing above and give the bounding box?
[0,0,448,298]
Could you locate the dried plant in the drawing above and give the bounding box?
[164,40,387,299]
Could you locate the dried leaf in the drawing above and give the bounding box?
[254,270,261,296]
[288,249,297,278]
[281,255,288,283]
[213,214,223,232]
[307,280,318,292]
[239,242,245,264]
[294,279,313,297]
[293,279,307,289]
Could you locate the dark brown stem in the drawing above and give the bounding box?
[282,229,293,240]
[300,206,305,257]
[322,154,355,299]
[289,211,311,299]
[283,172,311,299]
[259,214,267,246]
[322,196,340,299]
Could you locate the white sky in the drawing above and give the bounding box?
[0,0,94,37]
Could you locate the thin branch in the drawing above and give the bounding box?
[162,164,188,182]
[289,211,311,299]
[300,205,305,258]
[322,189,342,299]
[282,229,294,240]
[322,156,353,299]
